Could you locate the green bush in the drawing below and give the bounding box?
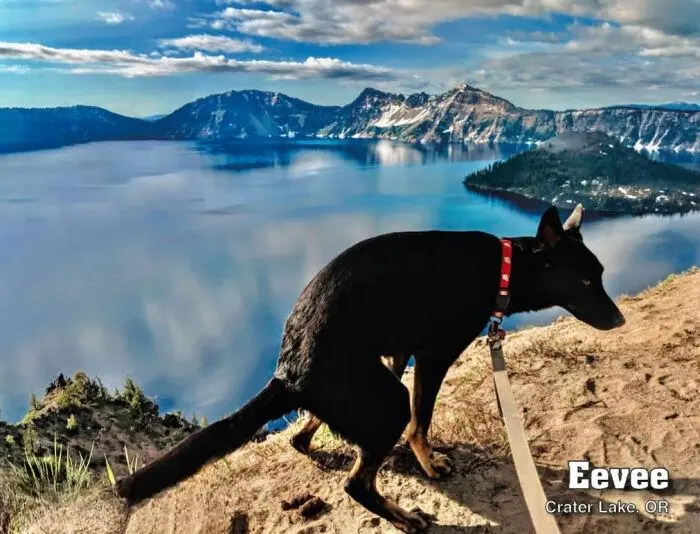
[66,415,78,433]
[120,377,159,422]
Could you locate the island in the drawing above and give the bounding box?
[464,131,700,215]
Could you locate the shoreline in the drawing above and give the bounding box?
[1,137,700,159]
[463,184,627,220]
[463,183,699,218]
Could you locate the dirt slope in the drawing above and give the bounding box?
[23,267,700,534]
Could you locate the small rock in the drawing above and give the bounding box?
[228,511,249,534]
[299,497,331,520]
[584,378,596,395]
[359,516,382,528]
[282,492,314,511]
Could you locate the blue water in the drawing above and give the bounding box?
[0,139,698,423]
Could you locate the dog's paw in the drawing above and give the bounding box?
[421,451,453,479]
[391,506,432,533]
[409,506,437,522]
[430,451,453,477]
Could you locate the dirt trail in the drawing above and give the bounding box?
[24,267,700,534]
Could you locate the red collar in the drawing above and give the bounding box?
[493,239,512,318]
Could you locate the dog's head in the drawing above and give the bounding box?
[530,204,625,331]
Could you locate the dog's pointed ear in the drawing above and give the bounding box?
[563,204,584,240]
[563,204,583,231]
[536,206,564,247]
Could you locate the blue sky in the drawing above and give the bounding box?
[0,0,698,116]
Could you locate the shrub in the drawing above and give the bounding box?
[66,415,78,433]
[120,377,159,422]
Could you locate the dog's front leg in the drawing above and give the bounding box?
[406,352,454,479]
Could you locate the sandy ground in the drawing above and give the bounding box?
[22,267,700,534]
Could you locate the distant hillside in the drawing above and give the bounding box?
[464,131,700,215]
[613,102,700,112]
[0,373,202,483]
[1,84,699,153]
[0,106,156,153]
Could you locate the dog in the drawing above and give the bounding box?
[116,204,625,533]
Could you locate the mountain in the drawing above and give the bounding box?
[155,90,339,140]
[614,102,700,112]
[148,85,700,151]
[464,131,700,215]
[142,114,166,122]
[1,85,699,153]
[0,106,156,153]
[316,84,700,151]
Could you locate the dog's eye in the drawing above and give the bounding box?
[582,279,591,287]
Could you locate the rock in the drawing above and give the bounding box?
[298,497,331,520]
[281,492,313,511]
[228,511,248,534]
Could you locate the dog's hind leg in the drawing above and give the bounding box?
[407,351,455,480]
[290,414,323,455]
[305,358,431,533]
[290,355,409,458]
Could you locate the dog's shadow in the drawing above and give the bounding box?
[308,442,700,533]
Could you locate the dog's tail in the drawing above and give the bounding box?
[116,377,294,504]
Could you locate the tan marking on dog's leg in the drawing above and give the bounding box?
[290,414,322,455]
[406,428,451,479]
[406,355,453,479]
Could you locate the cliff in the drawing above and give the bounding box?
[4,267,699,534]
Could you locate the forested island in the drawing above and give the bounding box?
[464,131,699,215]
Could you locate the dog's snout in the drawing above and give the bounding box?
[612,313,626,328]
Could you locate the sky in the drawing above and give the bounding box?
[0,0,699,116]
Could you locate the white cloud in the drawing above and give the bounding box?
[96,11,134,25]
[0,64,30,74]
[147,0,175,9]
[0,41,396,81]
[159,34,264,54]
[564,23,700,59]
[417,19,700,97]
[194,0,700,45]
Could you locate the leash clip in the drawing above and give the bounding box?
[488,318,506,349]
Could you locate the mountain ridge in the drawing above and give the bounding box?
[1,84,699,152]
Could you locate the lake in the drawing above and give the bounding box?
[0,139,698,423]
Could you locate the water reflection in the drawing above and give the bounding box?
[204,139,528,173]
[0,140,697,423]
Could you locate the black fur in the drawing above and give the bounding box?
[116,206,624,532]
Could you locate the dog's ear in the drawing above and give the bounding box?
[563,204,584,240]
[536,206,564,247]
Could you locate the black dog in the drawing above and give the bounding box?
[116,205,624,533]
